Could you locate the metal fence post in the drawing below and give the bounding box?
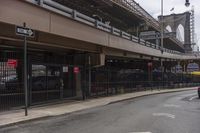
[23,22,28,116]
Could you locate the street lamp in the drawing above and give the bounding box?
[161,0,164,54]
[185,0,190,7]
[160,0,190,54]
[160,0,190,89]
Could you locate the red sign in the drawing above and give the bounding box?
[73,67,80,74]
[148,62,153,67]
[7,59,18,68]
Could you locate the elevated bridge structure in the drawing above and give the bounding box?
[52,0,186,52]
[110,0,189,52]
[0,0,199,62]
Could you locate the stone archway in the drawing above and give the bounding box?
[166,25,172,32]
[176,24,185,43]
[158,12,192,51]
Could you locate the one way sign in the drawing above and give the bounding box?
[16,26,35,37]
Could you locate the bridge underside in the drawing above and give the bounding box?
[53,0,185,52]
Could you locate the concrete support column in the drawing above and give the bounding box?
[147,61,153,90]
[73,54,85,98]
[75,72,82,98]
[88,55,91,97]
[180,61,189,73]
[183,64,186,73]
[196,62,200,71]
[160,59,164,89]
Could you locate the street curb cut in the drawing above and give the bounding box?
[0,88,196,129]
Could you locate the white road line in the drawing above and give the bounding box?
[189,96,198,101]
[178,93,197,100]
[184,93,197,97]
[129,132,152,133]
[164,104,181,108]
[153,113,175,119]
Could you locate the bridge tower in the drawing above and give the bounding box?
[190,6,195,49]
[159,12,192,52]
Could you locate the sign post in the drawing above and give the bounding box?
[16,23,35,116]
[23,23,28,116]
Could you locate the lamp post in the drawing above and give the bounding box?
[161,0,164,54]
[185,0,190,7]
[160,0,190,54]
[160,0,164,89]
[160,0,190,89]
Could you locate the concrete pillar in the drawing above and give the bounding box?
[75,72,82,97]
[88,55,91,96]
[160,59,164,89]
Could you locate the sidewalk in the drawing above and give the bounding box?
[0,87,197,128]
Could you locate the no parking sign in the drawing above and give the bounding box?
[7,59,18,68]
[73,67,80,74]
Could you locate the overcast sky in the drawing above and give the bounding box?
[134,0,200,49]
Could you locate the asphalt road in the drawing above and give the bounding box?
[0,90,200,133]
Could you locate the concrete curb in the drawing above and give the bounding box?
[108,88,196,104]
[0,87,196,129]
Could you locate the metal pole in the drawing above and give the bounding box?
[161,0,164,54]
[160,0,164,90]
[160,59,163,90]
[88,55,91,97]
[23,22,28,116]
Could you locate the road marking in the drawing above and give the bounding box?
[184,93,197,97]
[189,96,198,101]
[129,132,152,133]
[153,113,175,119]
[164,104,181,108]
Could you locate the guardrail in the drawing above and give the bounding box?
[26,0,198,57]
[90,81,200,97]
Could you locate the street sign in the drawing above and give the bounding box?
[7,59,18,68]
[74,67,80,74]
[163,32,176,38]
[140,34,158,40]
[63,66,68,73]
[140,31,156,36]
[140,31,159,40]
[148,62,153,67]
[140,31,176,40]
[16,26,35,37]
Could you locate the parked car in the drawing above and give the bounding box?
[32,76,61,91]
[1,76,61,92]
[198,87,200,98]
[0,76,22,93]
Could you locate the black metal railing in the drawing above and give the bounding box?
[0,56,24,111]
[90,81,200,97]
